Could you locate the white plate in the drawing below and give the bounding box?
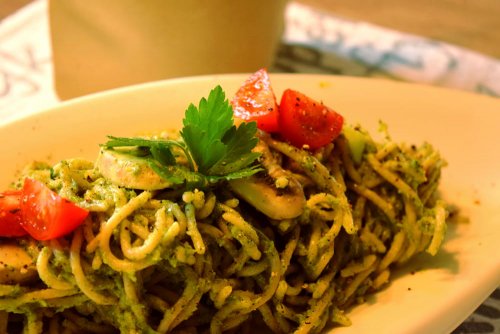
[1,74,499,333]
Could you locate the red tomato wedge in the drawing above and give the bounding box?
[20,178,89,241]
[279,89,344,149]
[231,68,280,133]
[0,190,28,237]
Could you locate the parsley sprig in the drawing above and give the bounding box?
[102,86,262,189]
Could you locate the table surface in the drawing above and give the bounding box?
[297,0,500,60]
[2,0,500,60]
[0,1,499,334]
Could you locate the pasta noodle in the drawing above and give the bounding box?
[0,123,449,333]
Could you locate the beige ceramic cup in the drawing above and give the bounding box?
[49,0,288,100]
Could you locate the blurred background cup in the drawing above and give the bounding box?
[48,0,288,100]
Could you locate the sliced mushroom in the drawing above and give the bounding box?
[96,149,174,190]
[0,242,37,284]
[229,139,306,220]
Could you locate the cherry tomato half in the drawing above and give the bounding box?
[231,68,280,133]
[20,178,89,241]
[279,89,344,149]
[0,190,27,237]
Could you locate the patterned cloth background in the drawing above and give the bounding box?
[0,1,499,333]
[281,3,500,98]
[0,0,55,126]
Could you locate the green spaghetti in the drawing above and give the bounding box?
[0,87,448,334]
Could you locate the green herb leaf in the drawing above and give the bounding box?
[148,161,206,188]
[207,121,261,175]
[181,86,235,173]
[101,86,262,189]
[181,85,261,176]
[104,136,178,165]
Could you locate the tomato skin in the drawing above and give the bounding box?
[231,68,280,133]
[20,178,89,241]
[279,89,344,149]
[0,190,28,237]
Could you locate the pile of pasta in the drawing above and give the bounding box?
[0,125,448,334]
